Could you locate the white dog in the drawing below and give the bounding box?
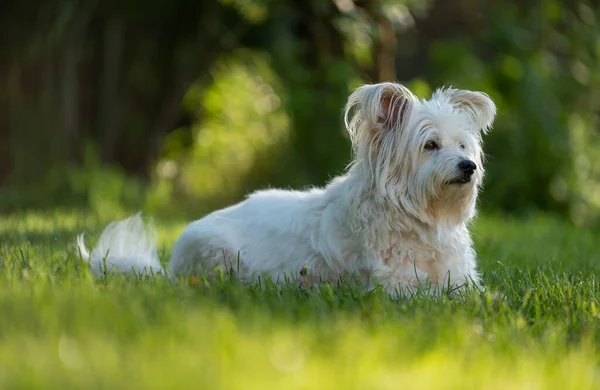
[77,82,496,295]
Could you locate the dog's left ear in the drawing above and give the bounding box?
[444,89,496,133]
[344,82,416,146]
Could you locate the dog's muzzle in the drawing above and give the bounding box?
[448,159,477,185]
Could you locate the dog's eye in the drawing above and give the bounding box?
[459,143,466,150]
[424,140,439,151]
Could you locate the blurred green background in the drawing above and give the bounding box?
[2,0,599,224]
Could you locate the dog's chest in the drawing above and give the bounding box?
[381,233,459,282]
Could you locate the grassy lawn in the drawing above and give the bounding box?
[1,210,600,389]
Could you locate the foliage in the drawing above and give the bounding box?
[2,0,600,224]
[1,210,600,388]
[415,1,600,223]
[148,52,291,216]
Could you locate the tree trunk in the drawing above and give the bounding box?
[62,3,93,163]
[100,16,125,162]
[279,1,352,183]
[0,62,10,185]
[357,1,398,82]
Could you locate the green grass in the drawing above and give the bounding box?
[1,210,600,389]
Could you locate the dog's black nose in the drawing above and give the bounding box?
[458,160,477,174]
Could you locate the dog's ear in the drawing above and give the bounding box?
[444,88,496,133]
[345,83,416,142]
[377,85,415,131]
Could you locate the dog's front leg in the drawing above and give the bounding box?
[369,263,433,297]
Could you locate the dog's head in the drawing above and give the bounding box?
[345,82,496,226]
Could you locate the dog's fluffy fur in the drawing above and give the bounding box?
[78,82,496,294]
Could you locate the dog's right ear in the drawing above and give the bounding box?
[345,83,415,141]
[440,88,496,134]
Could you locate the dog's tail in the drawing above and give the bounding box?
[76,213,167,278]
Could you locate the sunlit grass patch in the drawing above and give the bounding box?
[0,210,600,389]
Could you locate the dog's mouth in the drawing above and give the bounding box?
[447,176,472,185]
